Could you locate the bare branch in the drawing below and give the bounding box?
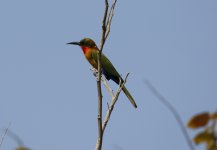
[99,0,109,52]
[102,73,129,133]
[95,0,118,149]
[95,0,109,149]
[0,123,11,148]
[144,80,195,150]
[5,129,24,146]
[101,75,115,97]
[91,67,114,97]
[105,0,117,40]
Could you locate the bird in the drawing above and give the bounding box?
[67,38,137,108]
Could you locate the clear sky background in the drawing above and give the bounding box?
[0,0,217,150]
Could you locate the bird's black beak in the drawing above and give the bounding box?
[66,41,80,45]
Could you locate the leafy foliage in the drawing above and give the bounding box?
[188,111,217,150]
[188,112,210,129]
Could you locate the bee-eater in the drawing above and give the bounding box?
[67,38,137,108]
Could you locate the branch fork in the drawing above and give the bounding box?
[92,68,130,142]
[95,0,118,149]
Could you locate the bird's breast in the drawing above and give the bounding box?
[84,49,98,69]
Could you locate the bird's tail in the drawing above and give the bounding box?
[122,86,137,108]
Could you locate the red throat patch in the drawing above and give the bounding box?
[81,46,89,54]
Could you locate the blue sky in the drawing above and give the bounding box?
[0,0,217,150]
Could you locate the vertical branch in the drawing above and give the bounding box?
[95,0,117,149]
[105,0,117,39]
[99,0,109,52]
[144,80,195,150]
[95,0,115,149]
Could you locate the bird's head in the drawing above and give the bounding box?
[67,38,97,48]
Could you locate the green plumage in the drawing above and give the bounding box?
[67,38,137,108]
[91,51,137,108]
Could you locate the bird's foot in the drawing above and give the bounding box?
[90,68,98,77]
[90,68,100,81]
[90,67,106,81]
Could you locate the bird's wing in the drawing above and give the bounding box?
[91,50,137,108]
[91,51,121,81]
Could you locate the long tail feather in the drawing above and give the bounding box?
[122,86,137,108]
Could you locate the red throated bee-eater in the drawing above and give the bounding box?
[67,38,137,108]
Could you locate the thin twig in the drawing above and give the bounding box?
[144,80,195,150]
[6,129,24,146]
[105,0,117,40]
[92,69,129,134]
[102,73,129,133]
[6,130,30,150]
[0,122,11,148]
[99,0,109,52]
[101,75,115,97]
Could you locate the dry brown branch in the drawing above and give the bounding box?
[144,80,195,150]
[95,0,117,149]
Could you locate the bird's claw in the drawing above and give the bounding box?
[90,67,106,81]
[90,68,100,81]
